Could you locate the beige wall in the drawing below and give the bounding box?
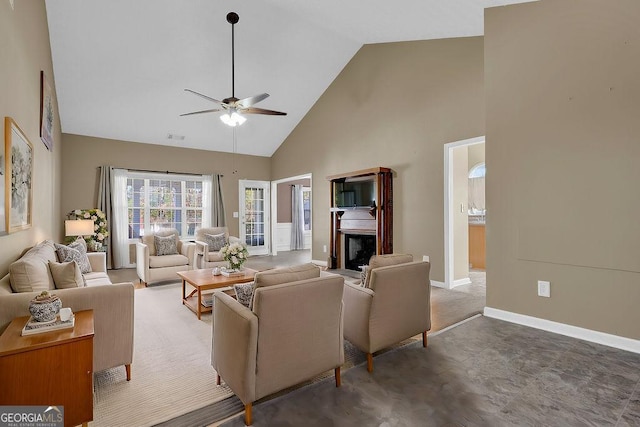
[486,0,640,339]
[0,0,62,276]
[468,143,485,171]
[277,178,310,223]
[453,146,469,280]
[61,134,271,238]
[271,37,485,280]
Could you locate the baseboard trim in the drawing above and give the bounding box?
[431,280,446,288]
[312,259,328,267]
[452,278,472,288]
[484,307,640,354]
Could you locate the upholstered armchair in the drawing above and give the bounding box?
[193,226,241,269]
[343,254,431,373]
[212,264,345,425]
[136,228,195,286]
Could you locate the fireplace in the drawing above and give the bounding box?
[344,234,376,271]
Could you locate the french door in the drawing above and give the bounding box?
[239,180,271,256]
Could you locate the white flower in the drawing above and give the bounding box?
[238,252,244,259]
[83,212,90,218]
[91,215,97,221]
[97,233,104,241]
[99,222,105,227]
[74,209,81,215]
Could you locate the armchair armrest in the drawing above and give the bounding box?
[193,241,208,269]
[87,252,107,273]
[179,241,196,266]
[136,242,149,282]
[343,282,374,352]
[212,292,258,404]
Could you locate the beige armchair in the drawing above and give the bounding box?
[136,228,195,286]
[212,264,345,425]
[343,254,431,373]
[193,226,241,269]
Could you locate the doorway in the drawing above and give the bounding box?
[444,136,485,289]
[270,174,312,257]
[239,180,271,256]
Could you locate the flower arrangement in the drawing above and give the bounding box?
[219,241,249,271]
[67,209,109,246]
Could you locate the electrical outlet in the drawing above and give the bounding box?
[232,212,239,218]
[422,255,429,262]
[323,245,327,253]
[537,280,550,298]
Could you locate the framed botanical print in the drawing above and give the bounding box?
[5,117,33,232]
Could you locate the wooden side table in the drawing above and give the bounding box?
[0,310,95,427]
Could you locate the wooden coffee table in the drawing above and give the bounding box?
[178,268,257,320]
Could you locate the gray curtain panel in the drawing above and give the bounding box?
[212,174,227,227]
[290,184,304,250]
[96,166,114,269]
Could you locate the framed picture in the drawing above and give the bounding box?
[40,70,54,151]
[5,117,33,233]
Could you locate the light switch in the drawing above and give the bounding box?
[233,212,239,218]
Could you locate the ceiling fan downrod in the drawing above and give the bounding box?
[227,12,239,99]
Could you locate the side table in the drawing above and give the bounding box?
[0,310,95,427]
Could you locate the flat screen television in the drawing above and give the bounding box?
[334,179,375,208]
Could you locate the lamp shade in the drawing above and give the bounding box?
[65,219,94,237]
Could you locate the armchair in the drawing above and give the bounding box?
[212,265,345,426]
[193,226,241,269]
[343,254,431,373]
[136,228,195,286]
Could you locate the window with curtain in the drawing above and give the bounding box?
[125,172,209,239]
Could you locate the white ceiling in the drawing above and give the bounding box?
[45,0,532,157]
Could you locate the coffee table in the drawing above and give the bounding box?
[178,268,257,320]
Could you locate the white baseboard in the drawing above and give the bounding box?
[484,307,640,354]
[452,278,472,288]
[431,280,446,288]
[312,259,328,267]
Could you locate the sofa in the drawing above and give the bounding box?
[0,240,135,379]
[343,254,431,373]
[212,263,345,425]
[193,226,241,269]
[136,228,195,286]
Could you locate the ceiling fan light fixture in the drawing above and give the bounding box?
[220,111,246,127]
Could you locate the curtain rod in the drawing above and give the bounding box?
[99,166,222,177]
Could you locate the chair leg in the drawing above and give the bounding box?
[335,367,341,387]
[367,353,373,373]
[216,374,221,386]
[244,403,252,426]
[125,364,131,381]
[422,331,428,348]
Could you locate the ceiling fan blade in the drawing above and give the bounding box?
[180,108,222,117]
[241,107,287,116]
[184,89,225,105]
[237,93,269,108]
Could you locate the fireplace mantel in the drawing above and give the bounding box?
[327,167,393,270]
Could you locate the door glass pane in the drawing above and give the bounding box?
[244,187,265,247]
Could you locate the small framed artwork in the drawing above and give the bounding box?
[5,117,33,233]
[40,70,54,151]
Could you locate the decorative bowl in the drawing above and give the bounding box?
[29,292,62,322]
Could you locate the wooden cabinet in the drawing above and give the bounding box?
[0,310,94,427]
[469,224,486,269]
[327,167,393,270]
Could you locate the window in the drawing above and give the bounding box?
[302,187,311,231]
[126,172,206,239]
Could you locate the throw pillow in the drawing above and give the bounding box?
[204,233,227,251]
[55,240,92,274]
[234,282,255,308]
[154,234,178,256]
[49,260,86,289]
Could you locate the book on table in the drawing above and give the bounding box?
[221,269,245,277]
[21,315,75,336]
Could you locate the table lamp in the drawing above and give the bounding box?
[65,219,94,239]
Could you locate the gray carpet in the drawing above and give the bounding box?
[219,316,640,426]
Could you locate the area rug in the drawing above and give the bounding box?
[91,283,233,426]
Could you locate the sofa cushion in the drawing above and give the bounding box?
[142,229,180,256]
[254,263,320,289]
[9,240,57,293]
[204,233,227,251]
[149,254,189,268]
[154,234,178,256]
[55,240,92,274]
[363,254,413,288]
[49,260,85,289]
[83,271,113,287]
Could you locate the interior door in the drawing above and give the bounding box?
[239,180,271,256]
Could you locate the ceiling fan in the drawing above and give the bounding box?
[181,12,286,127]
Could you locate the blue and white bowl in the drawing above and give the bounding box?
[29,294,62,322]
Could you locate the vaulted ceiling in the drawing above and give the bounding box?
[45,0,533,157]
